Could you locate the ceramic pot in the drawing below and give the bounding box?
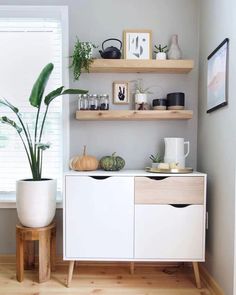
[16,179,57,227]
[151,163,160,169]
[168,35,182,60]
[156,52,167,60]
[135,93,147,104]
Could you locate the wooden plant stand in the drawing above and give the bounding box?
[16,222,56,283]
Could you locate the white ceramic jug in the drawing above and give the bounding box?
[164,137,190,168]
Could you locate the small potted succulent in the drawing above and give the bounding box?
[133,79,152,110]
[154,44,168,60]
[70,37,97,80]
[149,153,163,169]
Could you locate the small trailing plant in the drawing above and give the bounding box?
[149,153,163,163]
[0,63,88,180]
[154,44,168,54]
[70,38,97,80]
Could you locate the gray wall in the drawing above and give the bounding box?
[198,0,236,294]
[0,0,199,253]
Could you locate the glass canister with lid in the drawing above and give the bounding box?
[89,94,100,110]
[100,94,109,110]
[78,94,89,110]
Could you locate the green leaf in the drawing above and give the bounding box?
[62,89,88,95]
[0,98,19,113]
[36,143,50,151]
[0,116,22,133]
[29,63,54,108]
[44,86,64,105]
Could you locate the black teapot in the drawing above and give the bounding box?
[99,38,122,59]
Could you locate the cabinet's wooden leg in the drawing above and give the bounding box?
[67,261,75,287]
[39,230,51,283]
[192,262,201,289]
[16,229,24,282]
[130,262,134,275]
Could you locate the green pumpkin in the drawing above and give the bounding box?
[100,152,125,171]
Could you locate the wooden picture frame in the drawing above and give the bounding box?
[123,29,152,60]
[113,81,129,105]
[207,38,229,113]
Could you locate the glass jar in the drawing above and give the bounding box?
[78,94,89,110]
[100,94,109,110]
[77,94,82,110]
[89,94,99,110]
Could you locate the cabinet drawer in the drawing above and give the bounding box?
[135,176,204,204]
[135,204,205,260]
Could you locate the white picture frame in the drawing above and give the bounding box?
[113,81,129,104]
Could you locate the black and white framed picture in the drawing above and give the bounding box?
[207,38,229,113]
[113,81,129,104]
[123,30,152,60]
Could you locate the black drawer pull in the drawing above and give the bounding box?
[147,176,168,180]
[169,204,191,208]
[89,176,110,180]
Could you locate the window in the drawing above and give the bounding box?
[0,6,68,193]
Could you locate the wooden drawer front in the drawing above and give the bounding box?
[135,176,204,204]
[135,204,205,260]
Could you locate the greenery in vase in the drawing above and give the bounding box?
[0,63,88,180]
[134,78,152,94]
[154,44,168,54]
[70,38,97,80]
[149,153,162,163]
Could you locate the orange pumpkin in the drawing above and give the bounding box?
[69,146,99,171]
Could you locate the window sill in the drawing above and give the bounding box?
[0,192,63,209]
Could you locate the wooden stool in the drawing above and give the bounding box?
[16,222,56,283]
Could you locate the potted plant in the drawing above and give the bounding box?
[133,79,152,110]
[149,153,162,169]
[70,37,97,80]
[154,44,168,60]
[0,63,88,227]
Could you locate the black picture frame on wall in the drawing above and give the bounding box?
[207,38,229,113]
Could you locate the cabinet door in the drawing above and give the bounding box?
[65,176,134,259]
[135,204,204,260]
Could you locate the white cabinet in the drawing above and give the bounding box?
[135,204,204,260]
[65,176,134,260]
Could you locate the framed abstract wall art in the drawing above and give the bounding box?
[123,30,152,60]
[113,81,129,104]
[207,38,229,113]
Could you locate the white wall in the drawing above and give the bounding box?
[198,0,236,294]
[0,0,199,253]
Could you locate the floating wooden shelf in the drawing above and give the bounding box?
[76,110,193,121]
[87,59,194,74]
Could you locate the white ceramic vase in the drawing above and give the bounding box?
[167,35,182,60]
[16,179,57,228]
[135,93,148,104]
[156,52,167,60]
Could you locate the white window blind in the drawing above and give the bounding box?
[0,18,63,192]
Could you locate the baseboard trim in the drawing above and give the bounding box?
[199,264,225,295]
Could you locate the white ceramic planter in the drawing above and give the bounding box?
[151,163,160,169]
[135,93,148,104]
[16,179,57,228]
[156,52,167,60]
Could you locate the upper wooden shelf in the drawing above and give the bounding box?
[76,110,193,121]
[88,59,194,74]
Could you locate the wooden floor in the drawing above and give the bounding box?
[0,261,211,295]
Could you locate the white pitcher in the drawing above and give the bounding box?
[164,137,190,168]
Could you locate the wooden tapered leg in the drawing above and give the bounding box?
[193,262,201,289]
[24,241,35,270]
[67,261,75,287]
[130,262,134,275]
[16,228,24,282]
[39,230,51,283]
[50,227,56,272]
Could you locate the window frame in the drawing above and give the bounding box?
[0,5,69,207]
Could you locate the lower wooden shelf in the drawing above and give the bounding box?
[75,110,193,121]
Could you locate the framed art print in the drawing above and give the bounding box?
[207,38,229,113]
[123,30,152,60]
[113,81,129,104]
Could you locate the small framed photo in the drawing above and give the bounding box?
[123,29,152,60]
[113,81,129,104]
[207,38,229,113]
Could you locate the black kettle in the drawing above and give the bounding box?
[99,38,122,59]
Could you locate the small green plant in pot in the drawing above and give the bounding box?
[0,63,88,227]
[149,153,163,169]
[133,79,152,110]
[154,44,168,60]
[70,37,97,80]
